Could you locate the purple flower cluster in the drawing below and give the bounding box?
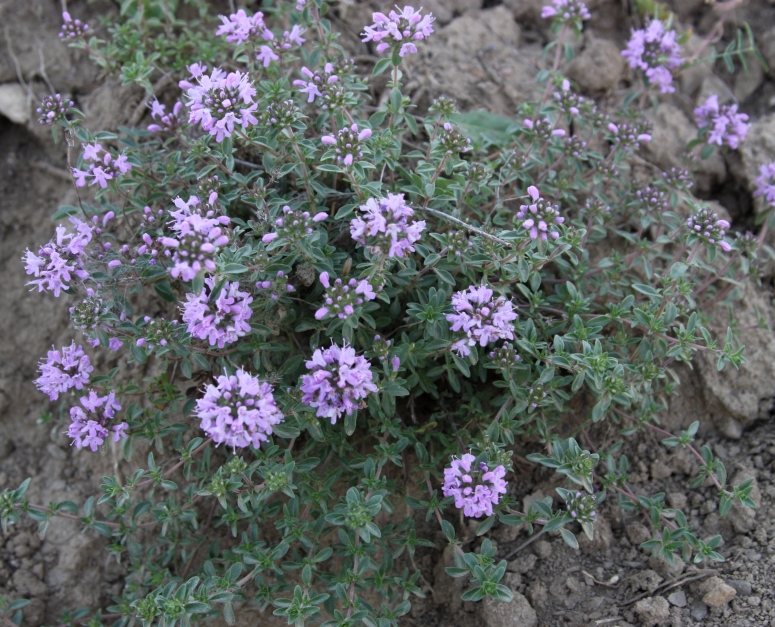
[361,6,435,58]
[72,143,132,189]
[136,317,179,351]
[321,124,372,166]
[693,95,749,150]
[181,278,253,348]
[442,454,508,518]
[216,9,270,44]
[446,285,517,358]
[69,293,123,352]
[256,271,295,301]
[350,193,426,258]
[195,368,284,449]
[161,196,231,281]
[754,163,775,205]
[35,342,93,401]
[687,207,732,252]
[622,20,683,93]
[564,490,597,523]
[24,219,93,296]
[37,94,73,126]
[606,121,652,147]
[59,11,88,39]
[541,0,591,23]
[314,272,377,321]
[181,65,258,142]
[300,344,378,423]
[517,186,565,241]
[67,391,126,452]
[148,98,183,133]
[523,118,566,141]
[437,122,471,154]
[293,64,339,104]
[262,205,327,244]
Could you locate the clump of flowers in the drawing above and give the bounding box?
[321,124,372,166]
[35,342,93,401]
[161,196,231,281]
[754,162,775,205]
[541,0,591,25]
[300,344,377,423]
[67,391,125,451]
[563,490,597,523]
[262,205,327,243]
[523,118,566,141]
[315,272,378,320]
[488,344,521,370]
[181,278,253,348]
[361,6,435,57]
[447,285,517,357]
[59,11,88,39]
[182,66,258,142]
[72,143,132,189]
[661,167,694,191]
[256,271,295,301]
[195,368,284,449]
[136,318,180,351]
[694,94,749,150]
[37,94,73,126]
[350,193,426,258]
[442,454,508,518]
[437,123,471,154]
[686,207,732,252]
[293,64,339,104]
[621,20,683,93]
[606,121,652,148]
[23,219,93,296]
[516,186,565,241]
[263,99,302,129]
[215,9,270,44]
[148,99,183,133]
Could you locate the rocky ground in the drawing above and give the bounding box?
[1,0,775,625]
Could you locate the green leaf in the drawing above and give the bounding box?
[52,205,81,221]
[373,57,392,76]
[560,528,579,549]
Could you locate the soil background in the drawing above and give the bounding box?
[1,1,775,626]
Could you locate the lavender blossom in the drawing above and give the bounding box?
[516,186,565,241]
[686,207,732,252]
[446,285,517,357]
[216,9,270,44]
[72,143,133,189]
[621,20,683,94]
[361,6,435,58]
[59,11,88,39]
[350,192,426,258]
[194,368,285,449]
[148,98,183,132]
[300,344,378,423]
[314,272,378,321]
[23,219,94,296]
[67,391,124,451]
[321,124,372,166]
[442,454,508,518]
[262,205,327,244]
[37,94,73,126]
[256,271,295,301]
[35,342,93,401]
[181,67,258,142]
[181,278,253,348]
[564,490,597,523]
[162,195,231,281]
[754,162,775,205]
[542,0,591,25]
[293,64,339,104]
[694,95,749,150]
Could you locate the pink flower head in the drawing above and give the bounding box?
[216,9,271,44]
[181,277,253,348]
[182,66,258,142]
[262,205,327,244]
[59,11,89,39]
[195,368,284,449]
[516,186,565,241]
[361,5,435,57]
[350,192,426,258]
[754,162,775,206]
[686,206,732,253]
[622,20,683,94]
[442,454,508,518]
[541,0,591,24]
[300,344,378,423]
[694,94,749,150]
[320,123,372,166]
[446,285,518,357]
[67,391,123,452]
[315,273,379,321]
[23,218,94,296]
[35,341,93,401]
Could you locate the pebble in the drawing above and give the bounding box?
[703,582,737,608]
[634,596,670,627]
[690,601,708,621]
[532,540,552,559]
[668,590,687,608]
[728,579,753,596]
